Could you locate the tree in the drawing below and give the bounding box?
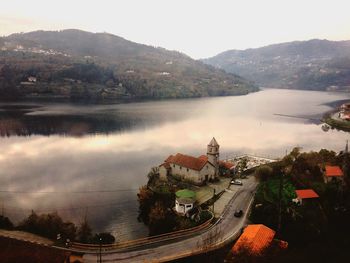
[148,201,175,235]
[255,165,273,182]
[77,216,93,243]
[0,215,14,230]
[17,211,76,240]
[137,185,154,224]
[236,158,248,174]
[92,232,115,244]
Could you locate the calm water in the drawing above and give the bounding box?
[0,88,349,241]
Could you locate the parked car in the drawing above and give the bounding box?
[234,209,243,217]
[231,179,243,185]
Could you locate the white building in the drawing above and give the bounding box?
[159,138,220,185]
[175,189,196,215]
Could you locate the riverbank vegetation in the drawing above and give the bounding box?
[323,112,350,132]
[0,211,115,245]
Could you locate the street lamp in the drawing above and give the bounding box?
[99,237,102,263]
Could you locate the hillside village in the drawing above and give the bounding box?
[136,139,350,262]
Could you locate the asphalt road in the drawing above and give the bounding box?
[83,176,258,262]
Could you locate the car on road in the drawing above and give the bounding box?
[234,209,243,217]
[231,179,243,185]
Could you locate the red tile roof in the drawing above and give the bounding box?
[325,165,343,177]
[219,160,235,170]
[198,155,208,161]
[165,155,174,162]
[295,189,319,199]
[160,162,170,169]
[232,224,275,255]
[166,153,209,171]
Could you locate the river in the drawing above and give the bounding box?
[0,88,349,241]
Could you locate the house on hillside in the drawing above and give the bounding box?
[324,165,344,184]
[339,103,350,121]
[159,138,220,185]
[27,76,37,82]
[293,189,319,205]
[231,224,287,256]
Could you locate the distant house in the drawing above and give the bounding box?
[324,165,344,184]
[232,224,287,256]
[293,189,319,205]
[28,76,37,82]
[339,103,350,121]
[159,138,220,185]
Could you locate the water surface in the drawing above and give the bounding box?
[0,89,349,241]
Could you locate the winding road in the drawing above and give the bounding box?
[83,176,258,262]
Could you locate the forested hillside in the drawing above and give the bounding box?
[0,30,257,101]
[203,39,350,91]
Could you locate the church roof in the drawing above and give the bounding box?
[166,153,210,171]
[198,155,208,161]
[208,137,219,147]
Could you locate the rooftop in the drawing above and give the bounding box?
[219,160,235,170]
[295,189,319,199]
[325,165,343,177]
[208,137,219,147]
[166,153,209,171]
[232,224,275,255]
[175,189,196,199]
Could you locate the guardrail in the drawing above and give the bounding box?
[157,186,257,262]
[69,210,214,252]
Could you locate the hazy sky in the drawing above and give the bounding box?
[1,0,349,58]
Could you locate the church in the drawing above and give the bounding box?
[159,138,220,185]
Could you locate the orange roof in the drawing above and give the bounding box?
[198,155,208,161]
[160,162,170,169]
[295,189,319,199]
[219,160,235,170]
[325,165,343,177]
[166,153,210,171]
[232,224,275,255]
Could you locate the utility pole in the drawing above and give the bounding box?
[99,237,102,263]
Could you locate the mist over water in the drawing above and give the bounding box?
[0,89,349,241]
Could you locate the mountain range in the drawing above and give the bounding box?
[0,29,257,101]
[203,39,350,91]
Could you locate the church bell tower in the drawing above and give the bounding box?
[207,137,219,176]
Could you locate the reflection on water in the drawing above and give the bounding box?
[0,89,349,241]
[0,102,192,136]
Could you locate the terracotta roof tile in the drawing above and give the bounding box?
[160,162,170,169]
[325,165,343,177]
[219,161,235,170]
[295,189,319,199]
[198,155,208,161]
[232,224,275,255]
[165,155,174,162]
[167,153,209,171]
